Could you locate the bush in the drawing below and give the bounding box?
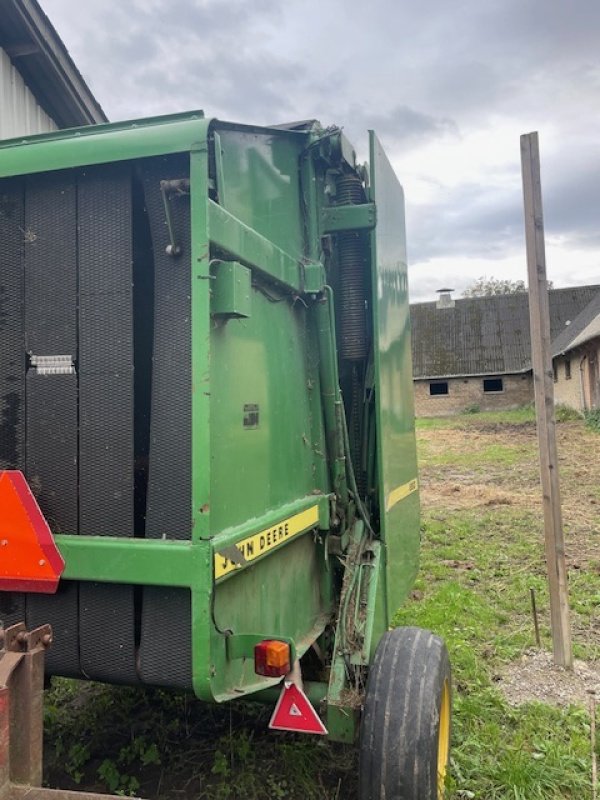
[584,408,600,432]
[462,404,480,415]
[554,403,582,422]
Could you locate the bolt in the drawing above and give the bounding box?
[41,634,53,647]
[16,631,27,644]
[39,559,46,567]
[0,540,7,546]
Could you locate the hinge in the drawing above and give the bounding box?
[29,355,75,375]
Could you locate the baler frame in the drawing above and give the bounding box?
[0,111,450,798]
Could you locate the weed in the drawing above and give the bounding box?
[585,408,600,432]
[555,404,583,422]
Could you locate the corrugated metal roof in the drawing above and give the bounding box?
[0,45,56,137]
[410,285,600,378]
[552,292,600,356]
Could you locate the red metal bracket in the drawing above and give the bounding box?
[0,623,129,800]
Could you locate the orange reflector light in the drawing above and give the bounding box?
[0,471,65,594]
[254,640,291,678]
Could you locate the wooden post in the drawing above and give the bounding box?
[520,131,573,668]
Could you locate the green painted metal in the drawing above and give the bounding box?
[314,288,349,509]
[211,261,252,319]
[0,112,209,176]
[213,124,306,259]
[349,539,381,666]
[301,261,326,294]
[54,497,327,587]
[0,113,421,741]
[369,131,421,634]
[53,535,204,586]
[320,202,377,233]
[208,201,301,291]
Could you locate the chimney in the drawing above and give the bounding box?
[436,288,455,309]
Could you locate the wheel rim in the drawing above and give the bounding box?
[437,678,451,798]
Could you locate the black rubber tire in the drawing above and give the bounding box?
[359,626,452,800]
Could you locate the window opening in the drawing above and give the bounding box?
[483,377,503,393]
[429,381,449,396]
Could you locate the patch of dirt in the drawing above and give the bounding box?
[419,419,600,568]
[467,421,537,435]
[423,482,524,510]
[499,649,600,708]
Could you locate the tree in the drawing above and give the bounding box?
[462,276,553,297]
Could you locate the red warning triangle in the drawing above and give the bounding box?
[269,683,328,735]
[0,471,64,594]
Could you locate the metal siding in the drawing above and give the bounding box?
[0,47,57,139]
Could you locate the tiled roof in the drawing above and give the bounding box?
[410,285,600,379]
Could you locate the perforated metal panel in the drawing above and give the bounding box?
[139,155,193,690]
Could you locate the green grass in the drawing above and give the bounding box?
[393,511,596,798]
[399,409,600,798]
[416,405,536,430]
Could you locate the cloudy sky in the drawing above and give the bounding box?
[43,0,599,301]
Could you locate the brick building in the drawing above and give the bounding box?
[410,286,600,417]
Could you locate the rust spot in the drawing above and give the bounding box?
[199,504,209,514]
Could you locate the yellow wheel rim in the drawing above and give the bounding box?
[437,678,451,799]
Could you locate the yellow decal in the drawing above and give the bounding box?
[385,478,419,512]
[214,505,320,580]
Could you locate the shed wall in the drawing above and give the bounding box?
[553,341,600,412]
[553,355,583,411]
[414,373,533,417]
[0,46,57,138]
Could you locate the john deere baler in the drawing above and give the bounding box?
[0,112,450,800]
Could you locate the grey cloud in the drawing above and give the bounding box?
[408,153,600,267]
[347,104,458,146]
[406,179,524,264]
[39,0,600,286]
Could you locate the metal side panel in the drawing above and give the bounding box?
[23,172,77,356]
[77,164,137,684]
[23,172,81,677]
[0,178,26,627]
[139,155,193,689]
[26,582,80,677]
[369,132,420,626]
[26,373,78,534]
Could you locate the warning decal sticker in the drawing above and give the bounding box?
[214,504,320,580]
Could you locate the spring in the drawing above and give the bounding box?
[336,174,367,361]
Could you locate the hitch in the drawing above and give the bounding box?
[0,623,133,800]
